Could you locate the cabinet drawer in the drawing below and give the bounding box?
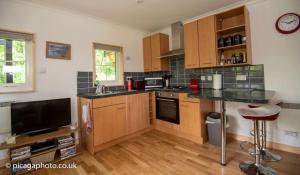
[179,93,200,103]
[92,96,126,108]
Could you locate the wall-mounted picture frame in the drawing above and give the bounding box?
[46,41,71,60]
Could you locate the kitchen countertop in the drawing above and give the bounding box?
[188,89,275,104]
[77,88,275,103]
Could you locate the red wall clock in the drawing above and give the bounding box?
[275,13,300,34]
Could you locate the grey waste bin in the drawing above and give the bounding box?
[206,112,229,146]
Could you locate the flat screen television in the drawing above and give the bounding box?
[11,98,71,136]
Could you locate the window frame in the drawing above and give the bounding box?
[0,29,35,94]
[92,42,124,86]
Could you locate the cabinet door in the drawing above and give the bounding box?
[179,101,201,137]
[143,36,152,72]
[126,93,150,134]
[198,16,217,68]
[151,33,169,71]
[114,104,127,139]
[184,21,200,69]
[93,104,126,146]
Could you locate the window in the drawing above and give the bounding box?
[0,30,34,93]
[93,43,124,86]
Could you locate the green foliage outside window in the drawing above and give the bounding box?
[0,39,26,85]
[0,44,4,84]
[95,49,116,81]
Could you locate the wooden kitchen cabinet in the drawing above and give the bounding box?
[142,33,169,72]
[143,36,152,72]
[184,16,217,69]
[198,15,217,67]
[184,20,200,69]
[180,101,201,137]
[93,103,127,146]
[79,93,152,154]
[179,93,213,143]
[126,93,150,134]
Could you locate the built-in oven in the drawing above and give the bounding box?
[144,77,163,89]
[155,91,180,124]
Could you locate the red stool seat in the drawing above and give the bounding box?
[238,105,281,121]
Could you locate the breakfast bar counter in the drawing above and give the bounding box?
[188,89,276,165]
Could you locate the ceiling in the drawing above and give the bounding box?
[21,0,243,31]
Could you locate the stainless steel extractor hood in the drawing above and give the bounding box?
[160,22,184,58]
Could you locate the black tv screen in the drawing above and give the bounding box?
[11,98,71,135]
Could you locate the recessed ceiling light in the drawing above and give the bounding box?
[136,0,144,4]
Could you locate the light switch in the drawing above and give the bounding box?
[207,76,212,81]
[236,75,247,81]
[201,76,206,81]
[39,67,47,74]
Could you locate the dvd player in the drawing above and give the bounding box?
[31,140,57,153]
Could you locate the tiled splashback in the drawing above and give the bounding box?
[77,71,126,94]
[124,57,264,89]
[77,57,264,94]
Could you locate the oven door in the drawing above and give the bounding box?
[156,97,179,124]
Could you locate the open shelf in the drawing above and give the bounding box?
[215,63,250,67]
[217,43,246,50]
[217,24,245,35]
[11,142,76,163]
[0,127,78,150]
[215,6,252,66]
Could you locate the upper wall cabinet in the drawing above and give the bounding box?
[198,16,217,67]
[143,33,169,72]
[215,6,252,66]
[184,6,252,69]
[143,36,152,72]
[184,16,217,68]
[184,21,200,69]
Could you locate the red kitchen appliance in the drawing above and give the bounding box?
[135,80,145,90]
[127,77,133,90]
[190,79,199,91]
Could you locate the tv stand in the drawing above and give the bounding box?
[28,128,58,136]
[0,127,80,174]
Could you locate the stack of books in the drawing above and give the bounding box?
[57,135,74,148]
[59,145,76,159]
[11,146,31,162]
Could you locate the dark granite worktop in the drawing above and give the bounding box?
[78,88,275,104]
[188,89,275,104]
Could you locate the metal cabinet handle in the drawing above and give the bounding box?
[156,98,175,102]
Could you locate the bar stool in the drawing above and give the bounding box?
[238,104,281,175]
[248,105,282,162]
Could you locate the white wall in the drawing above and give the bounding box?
[0,0,147,148]
[231,0,300,147]
[154,0,300,147]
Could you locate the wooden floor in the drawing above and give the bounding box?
[1,130,300,175]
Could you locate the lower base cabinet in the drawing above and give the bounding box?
[180,101,201,137]
[154,93,213,144]
[79,93,151,154]
[126,93,150,134]
[93,104,127,146]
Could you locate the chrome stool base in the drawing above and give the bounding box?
[240,161,277,175]
[248,148,282,161]
[261,150,282,162]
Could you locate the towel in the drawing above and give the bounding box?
[82,104,92,134]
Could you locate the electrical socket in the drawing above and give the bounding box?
[201,76,206,81]
[207,76,212,81]
[285,130,298,138]
[236,75,247,81]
